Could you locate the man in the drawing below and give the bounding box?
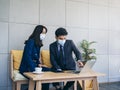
[49,28,83,90]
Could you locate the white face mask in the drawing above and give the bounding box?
[58,39,66,46]
[40,34,46,40]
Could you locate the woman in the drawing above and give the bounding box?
[19,25,50,90]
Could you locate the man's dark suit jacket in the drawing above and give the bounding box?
[50,40,82,70]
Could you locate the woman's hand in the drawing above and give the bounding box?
[77,60,84,68]
[38,64,48,68]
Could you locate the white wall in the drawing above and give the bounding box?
[1,0,120,89]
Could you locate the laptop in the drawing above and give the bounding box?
[80,60,96,73]
[65,60,96,74]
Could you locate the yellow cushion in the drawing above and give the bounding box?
[41,50,52,68]
[11,50,23,70]
[79,80,92,90]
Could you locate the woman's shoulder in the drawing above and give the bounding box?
[25,39,35,45]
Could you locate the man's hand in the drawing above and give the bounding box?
[38,64,48,68]
[77,60,84,67]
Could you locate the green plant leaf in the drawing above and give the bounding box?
[89,41,96,45]
[79,40,97,61]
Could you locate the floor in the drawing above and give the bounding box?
[99,82,120,90]
[22,82,120,90]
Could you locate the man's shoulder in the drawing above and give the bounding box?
[50,41,57,46]
[65,40,75,47]
[66,39,72,42]
[50,40,73,46]
[66,39,73,43]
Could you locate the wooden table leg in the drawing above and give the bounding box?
[29,80,35,90]
[74,80,77,90]
[82,80,85,90]
[92,77,99,90]
[36,81,42,90]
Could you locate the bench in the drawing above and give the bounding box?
[10,50,92,90]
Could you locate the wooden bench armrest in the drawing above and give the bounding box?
[10,51,14,79]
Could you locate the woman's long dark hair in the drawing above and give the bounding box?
[25,25,47,47]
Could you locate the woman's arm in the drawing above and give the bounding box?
[24,40,36,72]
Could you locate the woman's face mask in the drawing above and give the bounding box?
[58,39,66,46]
[40,34,46,40]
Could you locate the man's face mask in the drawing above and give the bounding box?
[58,39,66,46]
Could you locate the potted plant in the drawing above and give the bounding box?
[79,40,96,62]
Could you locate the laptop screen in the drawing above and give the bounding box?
[80,60,96,73]
[64,60,96,74]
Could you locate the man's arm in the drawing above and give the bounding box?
[49,44,61,70]
[71,40,83,67]
[71,40,82,60]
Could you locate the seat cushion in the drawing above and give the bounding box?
[13,70,27,81]
[41,50,52,68]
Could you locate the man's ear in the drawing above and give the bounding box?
[55,36,58,40]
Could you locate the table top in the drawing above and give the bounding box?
[24,70,105,81]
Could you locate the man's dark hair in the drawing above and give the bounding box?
[55,27,68,37]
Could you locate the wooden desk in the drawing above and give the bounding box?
[24,70,105,90]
